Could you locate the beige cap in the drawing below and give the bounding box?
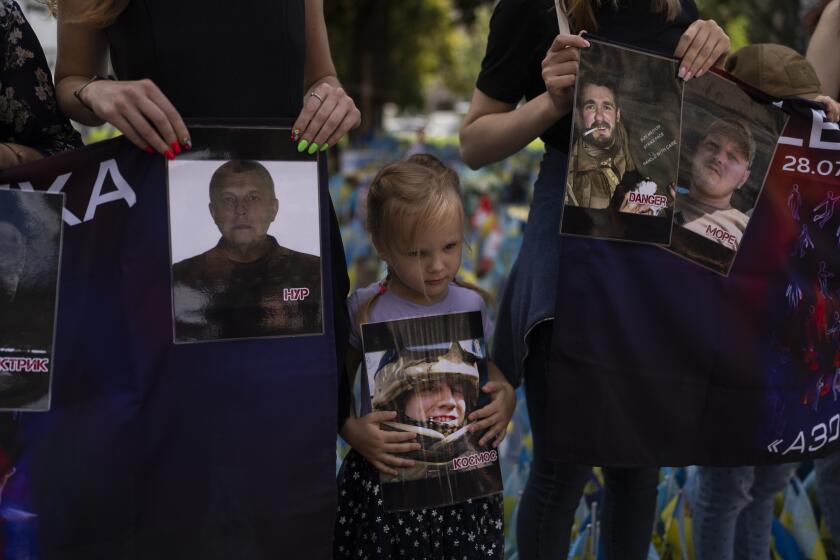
[725,44,823,100]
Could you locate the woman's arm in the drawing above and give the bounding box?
[459,90,559,170]
[55,0,189,155]
[0,143,45,170]
[54,0,109,126]
[293,0,361,153]
[459,33,588,169]
[807,0,840,98]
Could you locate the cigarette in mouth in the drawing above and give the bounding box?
[583,128,597,137]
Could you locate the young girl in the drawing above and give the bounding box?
[334,154,515,559]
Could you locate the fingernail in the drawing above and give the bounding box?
[290,128,301,143]
[685,70,693,80]
[164,150,174,160]
[678,67,686,79]
[307,142,319,155]
[297,139,309,153]
[171,142,181,155]
[144,146,155,154]
[696,69,704,77]
[182,138,192,151]
[320,143,329,152]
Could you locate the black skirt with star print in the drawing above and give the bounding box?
[334,449,504,560]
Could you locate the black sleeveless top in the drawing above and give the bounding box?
[477,0,698,152]
[106,0,306,119]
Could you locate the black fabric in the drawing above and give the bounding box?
[172,237,323,341]
[106,0,351,428]
[106,0,306,119]
[516,322,659,560]
[476,0,698,152]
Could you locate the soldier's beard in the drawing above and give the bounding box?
[583,122,615,149]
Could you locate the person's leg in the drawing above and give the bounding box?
[692,466,755,560]
[515,322,592,560]
[733,464,794,560]
[816,452,840,560]
[600,466,659,560]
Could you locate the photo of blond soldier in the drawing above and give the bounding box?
[370,341,491,483]
[675,117,754,251]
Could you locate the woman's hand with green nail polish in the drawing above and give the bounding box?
[291,81,361,155]
[297,139,309,153]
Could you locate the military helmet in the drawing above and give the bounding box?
[371,341,480,411]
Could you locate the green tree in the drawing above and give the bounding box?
[696,0,810,52]
[325,0,455,133]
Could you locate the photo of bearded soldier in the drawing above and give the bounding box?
[371,341,491,483]
[566,75,637,209]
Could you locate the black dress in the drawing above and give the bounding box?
[334,450,504,560]
[106,0,350,417]
[104,3,351,556]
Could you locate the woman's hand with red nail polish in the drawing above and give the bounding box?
[72,78,190,155]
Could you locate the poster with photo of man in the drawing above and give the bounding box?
[668,72,788,275]
[361,311,502,512]
[0,189,63,411]
[561,38,683,244]
[167,126,323,343]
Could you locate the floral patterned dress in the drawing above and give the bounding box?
[0,0,81,155]
[334,449,504,560]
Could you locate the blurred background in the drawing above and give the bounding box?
[18,1,836,557]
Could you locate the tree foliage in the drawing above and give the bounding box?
[325,0,454,131]
[696,0,812,52]
[325,0,498,132]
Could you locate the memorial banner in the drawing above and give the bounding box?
[549,98,840,466]
[0,125,338,559]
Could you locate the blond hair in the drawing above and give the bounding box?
[43,0,129,27]
[567,0,681,33]
[358,154,491,323]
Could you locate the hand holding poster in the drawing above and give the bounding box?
[361,311,502,511]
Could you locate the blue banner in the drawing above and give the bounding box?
[0,135,337,559]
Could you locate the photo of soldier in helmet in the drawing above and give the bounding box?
[361,310,503,511]
[371,341,487,483]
